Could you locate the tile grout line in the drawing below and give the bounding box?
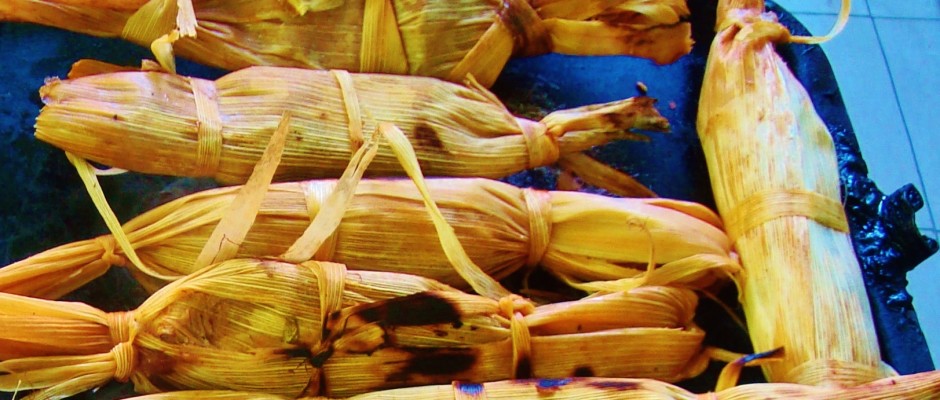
[866,15,940,22]
[869,16,939,231]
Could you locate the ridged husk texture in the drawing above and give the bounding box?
[37,64,669,185]
[128,371,940,400]
[0,259,707,399]
[696,0,889,387]
[0,0,693,86]
[0,177,738,299]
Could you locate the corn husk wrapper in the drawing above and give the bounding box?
[0,260,709,399]
[1,0,693,86]
[696,0,889,386]
[36,64,669,188]
[128,370,940,400]
[0,176,737,299]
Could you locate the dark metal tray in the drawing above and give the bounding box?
[0,1,934,397]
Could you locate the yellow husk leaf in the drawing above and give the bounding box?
[36,64,669,186]
[697,0,887,386]
[1,0,692,85]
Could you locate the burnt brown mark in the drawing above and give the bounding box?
[386,347,478,383]
[497,0,550,54]
[572,366,594,377]
[357,292,462,327]
[412,122,444,150]
[309,346,335,368]
[603,110,638,128]
[514,355,532,379]
[280,347,313,359]
[587,380,640,391]
[137,350,177,376]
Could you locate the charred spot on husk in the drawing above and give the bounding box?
[514,355,533,379]
[386,347,478,382]
[309,346,335,368]
[357,292,462,327]
[573,366,595,377]
[137,350,177,376]
[279,346,313,359]
[412,122,444,150]
[587,380,640,391]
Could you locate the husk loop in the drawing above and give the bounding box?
[522,189,551,268]
[190,77,223,176]
[722,189,849,243]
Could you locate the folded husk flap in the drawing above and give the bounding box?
[697,0,888,387]
[128,370,940,400]
[1,0,693,85]
[36,63,669,187]
[0,261,708,399]
[0,177,738,299]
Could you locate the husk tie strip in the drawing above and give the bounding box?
[722,189,849,243]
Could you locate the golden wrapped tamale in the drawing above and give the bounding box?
[36,64,668,186]
[128,371,940,400]
[0,259,708,399]
[697,0,890,387]
[1,0,693,86]
[0,177,738,298]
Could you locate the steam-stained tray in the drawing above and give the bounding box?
[0,1,935,398]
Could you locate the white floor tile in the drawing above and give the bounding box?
[773,0,870,15]
[908,248,940,367]
[795,14,934,229]
[869,1,940,19]
[877,18,940,230]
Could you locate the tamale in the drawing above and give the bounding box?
[36,64,669,187]
[0,0,693,86]
[697,0,890,386]
[0,177,738,298]
[0,261,708,399]
[128,371,940,400]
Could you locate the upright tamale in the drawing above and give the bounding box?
[0,177,738,298]
[697,0,891,386]
[36,64,669,187]
[1,0,692,86]
[0,259,708,399]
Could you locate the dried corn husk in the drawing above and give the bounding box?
[1,0,693,85]
[696,0,889,386]
[124,370,940,400]
[0,260,708,399]
[37,63,669,188]
[0,177,738,298]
